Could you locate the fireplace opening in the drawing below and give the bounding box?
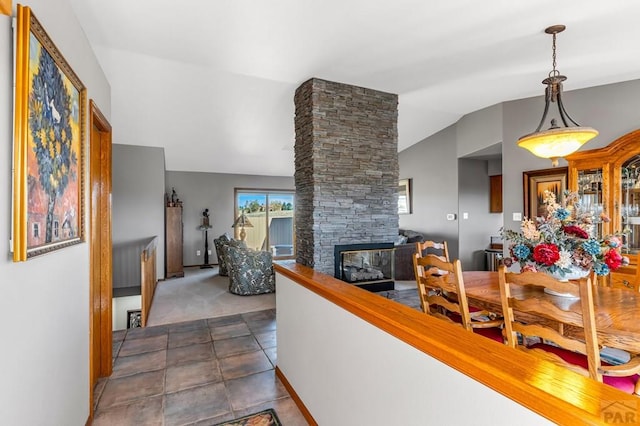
[334,243,395,292]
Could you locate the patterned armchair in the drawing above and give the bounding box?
[226,243,276,296]
[213,234,233,276]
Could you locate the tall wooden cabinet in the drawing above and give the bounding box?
[567,129,640,290]
[165,205,184,278]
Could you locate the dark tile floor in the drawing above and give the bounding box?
[92,309,308,426]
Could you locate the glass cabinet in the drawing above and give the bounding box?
[576,168,605,239]
[567,129,640,290]
[621,155,640,253]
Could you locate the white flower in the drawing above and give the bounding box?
[555,250,573,269]
[521,219,540,240]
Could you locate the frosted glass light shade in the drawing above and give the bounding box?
[518,126,599,165]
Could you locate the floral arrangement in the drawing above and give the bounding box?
[502,190,628,277]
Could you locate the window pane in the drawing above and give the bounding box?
[235,190,295,258]
[268,193,294,257]
[236,193,266,250]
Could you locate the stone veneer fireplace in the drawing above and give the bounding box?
[294,78,399,276]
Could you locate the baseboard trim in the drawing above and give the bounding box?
[275,366,317,426]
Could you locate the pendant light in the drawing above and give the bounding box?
[518,25,598,167]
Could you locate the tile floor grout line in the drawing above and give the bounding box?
[95,272,414,424]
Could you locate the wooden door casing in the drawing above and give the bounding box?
[88,100,112,419]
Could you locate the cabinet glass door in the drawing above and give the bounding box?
[577,168,604,239]
[621,155,640,254]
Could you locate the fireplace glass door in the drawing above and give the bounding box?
[334,243,395,292]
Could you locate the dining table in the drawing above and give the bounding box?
[462,271,640,353]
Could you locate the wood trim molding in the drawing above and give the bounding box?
[90,99,112,132]
[274,261,638,425]
[0,0,11,16]
[88,100,113,420]
[275,366,318,426]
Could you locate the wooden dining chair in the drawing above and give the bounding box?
[498,265,640,395]
[415,240,449,261]
[413,253,503,342]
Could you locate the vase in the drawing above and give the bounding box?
[548,266,590,282]
[545,266,590,297]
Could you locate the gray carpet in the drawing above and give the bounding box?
[146,266,276,326]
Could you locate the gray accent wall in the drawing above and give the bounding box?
[488,158,502,176]
[0,1,110,424]
[458,159,502,270]
[399,78,640,270]
[456,104,503,158]
[165,171,294,267]
[502,79,640,242]
[112,144,166,284]
[398,125,460,260]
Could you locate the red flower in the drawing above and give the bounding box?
[604,249,623,270]
[563,225,589,239]
[532,243,560,266]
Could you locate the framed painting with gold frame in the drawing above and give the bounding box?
[523,167,568,219]
[12,5,86,261]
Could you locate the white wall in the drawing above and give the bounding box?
[0,1,110,425]
[276,272,550,426]
[112,295,142,331]
[165,171,294,266]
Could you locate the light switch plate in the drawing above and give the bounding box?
[513,212,522,221]
[462,212,469,220]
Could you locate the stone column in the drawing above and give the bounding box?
[294,78,399,275]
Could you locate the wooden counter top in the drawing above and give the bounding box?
[275,261,639,425]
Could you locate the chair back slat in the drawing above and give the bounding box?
[426,294,463,316]
[513,322,587,354]
[413,253,472,331]
[508,297,584,327]
[504,270,578,295]
[413,250,504,343]
[416,240,450,262]
[430,311,462,326]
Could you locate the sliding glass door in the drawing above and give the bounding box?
[234,189,295,259]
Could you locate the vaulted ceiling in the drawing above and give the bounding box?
[68,0,640,176]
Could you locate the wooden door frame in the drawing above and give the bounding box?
[88,100,112,418]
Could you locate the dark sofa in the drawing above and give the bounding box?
[394,229,425,281]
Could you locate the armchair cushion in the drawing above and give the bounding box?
[215,235,247,276]
[226,244,275,296]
